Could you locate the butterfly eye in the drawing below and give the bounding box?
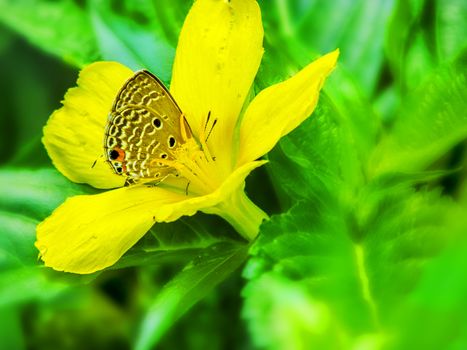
[153,118,162,129]
[160,153,168,159]
[168,136,176,148]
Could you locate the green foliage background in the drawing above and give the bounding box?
[0,0,466,349]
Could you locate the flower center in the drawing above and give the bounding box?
[152,113,224,196]
[173,138,223,195]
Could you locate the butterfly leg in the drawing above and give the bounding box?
[91,154,104,169]
[124,176,142,187]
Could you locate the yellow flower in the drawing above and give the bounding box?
[36,0,338,274]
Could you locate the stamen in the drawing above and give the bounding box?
[199,111,215,161]
[180,140,221,192]
[205,118,217,143]
[204,111,211,133]
[149,112,223,195]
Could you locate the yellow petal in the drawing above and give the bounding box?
[36,160,265,274]
[36,186,187,274]
[158,159,267,222]
[236,50,339,166]
[43,62,133,189]
[170,0,264,172]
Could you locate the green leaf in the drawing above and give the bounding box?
[0,168,94,305]
[370,63,467,176]
[259,0,395,95]
[266,77,379,208]
[0,168,93,267]
[112,214,241,270]
[0,0,99,67]
[243,272,358,350]
[90,0,178,84]
[436,0,467,62]
[0,307,25,350]
[0,267,70,307]
[243,188,463,349]
[243,202,376,349]
[135,242,248,350]
[247,72,465,345]
[387,236,467,349]
[385,0,437,91]
[0,168,94,221]
[324,70,381,167]
[148,0,191,47]
[0,212,37,269]
[0,26,13,53]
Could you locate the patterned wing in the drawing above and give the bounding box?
[104,70,186,185]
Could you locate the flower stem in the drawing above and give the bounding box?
[214,190,268,241]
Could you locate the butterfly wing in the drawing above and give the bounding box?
[104,70,187,184]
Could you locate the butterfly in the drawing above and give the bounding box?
[103,70,192,186]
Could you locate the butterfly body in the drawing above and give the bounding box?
[103,70,190,186]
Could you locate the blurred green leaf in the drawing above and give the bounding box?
[387,236,467,349]
[243,271,344,350]
[0,168,94,221]
[370,62,467,176]
[0,167,92,270]
[0,168,92,305]
[0,212,37,269]
[148,0,191,46]
[0,267,70,307]
[135,242,248,350]
[25,289,130,349]
[259,0,395,95]
[0,0,99,67]
[90,0,181,84]
[243,188,463,349]
[243,202,375,340]
[436,0,467,61]
[0,307,25,350]
[383,0,464,91]
[0,26,13,53]
[0,32,76,165]
[385,0,426,88]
